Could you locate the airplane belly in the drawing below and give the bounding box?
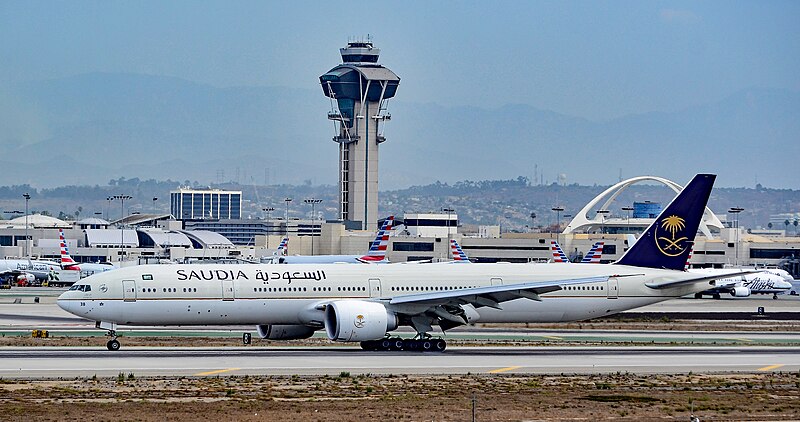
[112,298,312,325]
[475,297,663,323]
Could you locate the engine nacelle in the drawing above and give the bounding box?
[16,273,35,283]
[324,300,398,342]
[731,286,751,297]
[256,324,316,340]
[257,324,316,340]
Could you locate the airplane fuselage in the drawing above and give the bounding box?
[58,262,710,327]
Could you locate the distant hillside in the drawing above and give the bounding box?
[0,177,797,232]
[0,72,797,189]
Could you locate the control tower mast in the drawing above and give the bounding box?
[320,38,399,230]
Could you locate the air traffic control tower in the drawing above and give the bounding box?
[320,39,399,230]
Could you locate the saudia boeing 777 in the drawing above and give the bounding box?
[58,174,746,352]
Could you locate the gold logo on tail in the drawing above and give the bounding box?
[655,215,688,257]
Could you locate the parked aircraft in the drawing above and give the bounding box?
[58,230,116,276]
[550,241,604,263]
[693,270,791,299]
[0,258,61,286]
[267,216,394,264]
[58,174,750,352]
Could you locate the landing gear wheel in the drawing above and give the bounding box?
[421,340,433,351]
[106,339,121,351]
[433,339,447,352]
[773,294,778,300]
[712,293,721,299]
[391,338,404,351]
[694,293,702,299]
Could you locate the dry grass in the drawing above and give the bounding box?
[0,372,798,421]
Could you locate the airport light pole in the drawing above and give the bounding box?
[284,198,292,236]
[596,209,610,238]
[728,207,744,267]
[262,207,275,248]
[22,193,30,258]
[152,197,158,215]
[551,206,564,241]
[105,196,112,221]
[529,212,537,233]
[622,206,634,234]
[304,198,322,255]
[442,207,454,259]
[111,195,132,262]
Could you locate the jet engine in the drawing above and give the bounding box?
[16,273,35,284]
[324,300,398,342]
[730,286,751,297]
[257,324,315,340]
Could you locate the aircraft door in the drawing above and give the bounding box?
[222,280,234,301]
[606,277,618,299]
[368,278,382,298]
[122,280,137,302]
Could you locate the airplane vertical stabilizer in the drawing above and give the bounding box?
[614,174,715,271]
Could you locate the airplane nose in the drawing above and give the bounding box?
[57,292,72,313]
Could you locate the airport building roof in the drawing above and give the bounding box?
[180,230,234,249]
[6,214,71,228]
[85,229,139,247]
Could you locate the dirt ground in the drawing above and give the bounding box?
[0,372,798,421]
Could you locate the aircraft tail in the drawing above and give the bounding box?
[614,174,715,271]
[449,239,470,262]
[58,229,78,269]
[359,216,394,262]
[550,241,570,263]
[580,242,604,264]
[276,237,289,256]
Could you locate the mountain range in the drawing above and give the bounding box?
[1,72,797,189]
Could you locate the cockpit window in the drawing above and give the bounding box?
[83,285,91,292]
[68,284,91,292]
[68,284,81,291]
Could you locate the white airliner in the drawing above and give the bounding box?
[0,258,61,286]
[58,174,748,352]
[266,216,394,264]
[692,269,792,299]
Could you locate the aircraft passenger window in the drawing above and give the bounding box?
[303,287,307,291]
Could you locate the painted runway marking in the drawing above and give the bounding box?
[542,336,563,340]
[728,338,753,342]
[195,367,240,376]
[488,366,522,374]
[757,364,784,372]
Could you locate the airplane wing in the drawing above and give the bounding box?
[644,270,756,289]
[378,276,609,329]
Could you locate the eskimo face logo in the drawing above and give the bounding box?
[655,215,689,257]
[354,314,366,328]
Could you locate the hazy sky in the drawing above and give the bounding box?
[2,1,798,121]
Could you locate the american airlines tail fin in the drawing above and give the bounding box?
[450,239,470,262]
[614,174,715,271]
[550,241,570,263]
[580,242,604,264]
[276,237,289,256]
[684,246,693,270]
[359,216,395,262]
[58,229,77,269]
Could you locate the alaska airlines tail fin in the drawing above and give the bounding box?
[614,174,715,271]
[58,229,78,269]
[360,216,395,262]
[450,239,470,262]
[580,242,604,264]
[550,241,570,263]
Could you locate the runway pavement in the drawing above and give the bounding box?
[0,346,797,378]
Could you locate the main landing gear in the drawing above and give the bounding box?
[106,330,121,351]
[360,336,447,352]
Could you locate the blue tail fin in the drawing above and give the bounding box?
[614,174,715,271]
